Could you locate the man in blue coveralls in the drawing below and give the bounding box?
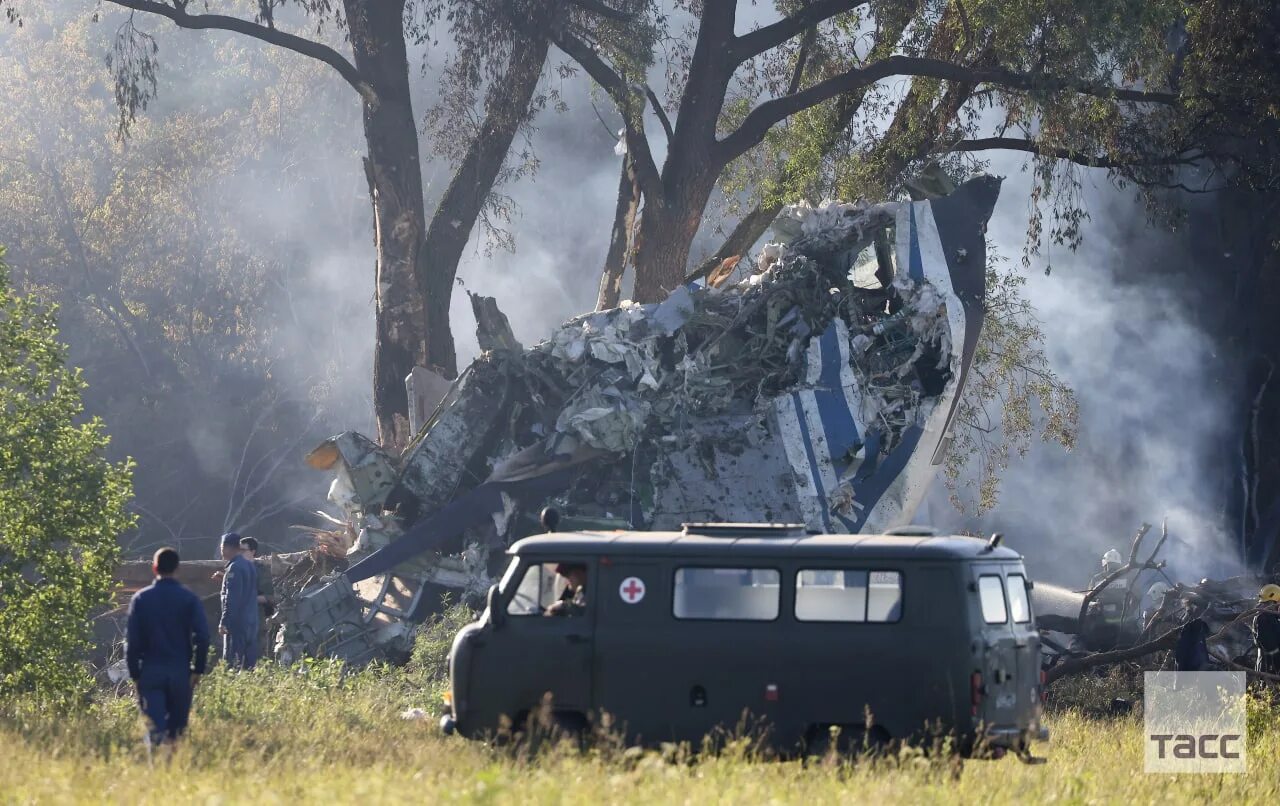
[126,547,210,750]
[219,531,259,669]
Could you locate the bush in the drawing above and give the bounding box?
[407,601,475,697]
[0,248,135,707]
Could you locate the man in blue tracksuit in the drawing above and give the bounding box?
[219,531,259,669]
[126,547,210,748]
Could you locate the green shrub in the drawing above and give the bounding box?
[0,248,135,707]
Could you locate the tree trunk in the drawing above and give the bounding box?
[421,32,550,340]
[596,154,641,310]
[631,172,718,303]
[346,0,432,448]
[685,201,785,285]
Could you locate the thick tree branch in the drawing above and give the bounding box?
[716,55,1179,165]
[645,85,675,142]
[550,28,664,201]
[942,137,1203,169]
[1044,626,1179,685]
[731,0,867,63]
[104,0,370,97]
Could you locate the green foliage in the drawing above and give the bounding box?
[944,252,1079,514]
[408,601,476,689]
[0,247,135,706]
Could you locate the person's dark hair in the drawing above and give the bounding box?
[154,547,180,575]
[239,536,259,555]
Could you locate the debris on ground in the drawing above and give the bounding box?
[1039,521,1280,685]
[259,176,1003,665]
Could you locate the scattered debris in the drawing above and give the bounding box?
[1040,521,1280,685]
[270,176,1003,665]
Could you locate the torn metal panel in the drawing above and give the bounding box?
[276,575,382,665]
[405,366,453,436]
[345,467,577,584]
[303,432,397,519]
[392,359,510,518]
[909,175,999,464]
[648,413,806,527]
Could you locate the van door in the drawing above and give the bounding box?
[593,560,669,740]
[1004,570,1040,725]
[473,559,595,723]
[972,565,1018,729]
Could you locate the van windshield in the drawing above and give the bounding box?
[507,562,584,616]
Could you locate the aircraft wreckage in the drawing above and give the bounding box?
[274,175,1001,664]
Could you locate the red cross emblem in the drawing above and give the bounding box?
[619,576,646,604]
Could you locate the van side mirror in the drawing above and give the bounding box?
[487,584,505,630]
[1024,579,1035,590]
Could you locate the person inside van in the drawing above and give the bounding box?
[545,563,587,617]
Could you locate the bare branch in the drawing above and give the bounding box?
[786,31,816,97]
[942,137,1203,170]
[1075,523,1154,628]
[730,0,867,63]
[644,85,675,142]
[103,0,371,98]
[551,27,663,200]
[716,55,1179,165]
[1044,626,1180,685]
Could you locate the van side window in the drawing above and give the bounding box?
[673,568,779,621]
[795,570,902,623]
[1006,574,1031,623]
[977,575,1008,624]
[506,563,561,616]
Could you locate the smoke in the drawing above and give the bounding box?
[926,162,1243,587]
[1,2,1244,572]
[445,75,626,357]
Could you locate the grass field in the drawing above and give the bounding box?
[4,667,1279,804]
[3,622,1279,804]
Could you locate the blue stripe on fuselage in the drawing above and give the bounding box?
[791,390,834,533]
[908,203,924,283]
[847,425,924,531]
[811,324,863,531]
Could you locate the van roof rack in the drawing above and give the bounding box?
[681,522,809,538]
[883,525,939,537]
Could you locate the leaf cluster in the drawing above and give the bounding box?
[0,248,135,708]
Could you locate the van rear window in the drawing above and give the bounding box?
[673,568,779,621]
[978,575,1008,624]
[1006,574,1031,623]
[795,570,902,622]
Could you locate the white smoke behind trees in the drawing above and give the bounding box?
[0,1,1239,577]
[927,162,1242,586]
